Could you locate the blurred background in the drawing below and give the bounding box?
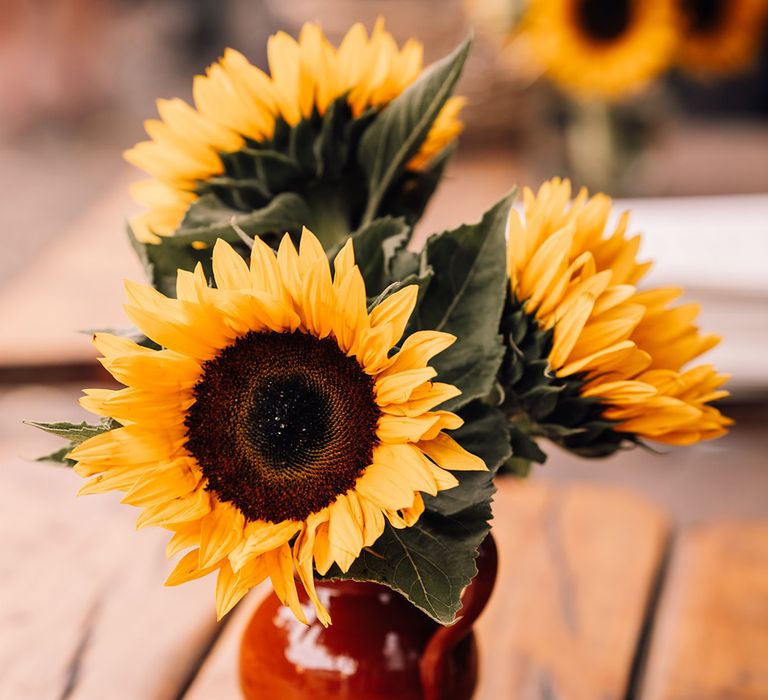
[1,0,767,526]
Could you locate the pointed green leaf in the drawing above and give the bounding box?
[359,38,471,224]
[367,270,433,312]
[173,192,310,244]
[36,446,76,466]
[410,193,514,411]
[345,217,411,294]
[325,402,508,624]
[25,418,117,445]
[129,193,310,296]
[314,98,355,179]
[27,418,118,467]
[326,501,490,624]
[381,142,457,226]
[424,402,511,517]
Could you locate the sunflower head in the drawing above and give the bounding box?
[501,178,731,466]
[524,0,680,100]
[68,228,485,625]
[678,0,768,76]
[124,19,467,253]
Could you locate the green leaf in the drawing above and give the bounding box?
[346,217,411,295]
[502,457,533,478]
[204,176,271,200]
[410,193,514,411]
[424,402,511,517]
[288,120,318,175]
[128,193,310,296]
[387,241,421,282]
[521,384,565,421]
[366,270,433,313]
[128,222,206,297]
[358,38,471,224]
[381,142,457,226]
[173,192,310,244]
[508,423,547,463]
[326,402,509,624]
[26,418,118,466]
[25,418,117,444]
[36,446,76,466]
[313,98,354,180]
[327,506,490,624]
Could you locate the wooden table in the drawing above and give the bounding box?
[3,458,766,700]
[2,166,766,698]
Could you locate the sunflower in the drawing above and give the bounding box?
[503,178,730,456]
[524,0,680,100]
[68,229,484,624]
[678,0,768,76]
[125,20,465,243]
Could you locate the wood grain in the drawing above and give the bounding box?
[183,586,270,700]
[640,522,768,700]
[0,173,143,367]
[181,479,670,700]
[0,457,219,700]
[475,479,669,700]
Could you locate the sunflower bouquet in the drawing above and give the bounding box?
[32,21,729,630]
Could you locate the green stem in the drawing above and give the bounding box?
[361,190,380,228]
[565,98,615,193]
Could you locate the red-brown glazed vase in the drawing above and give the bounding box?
[239,535,498,700]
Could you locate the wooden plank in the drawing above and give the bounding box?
[0,172,143,367]
[182,586,270,700]
[182,479,670,699]
[475,479,669,700]
[0,455,219,700]
[640,522,768,700]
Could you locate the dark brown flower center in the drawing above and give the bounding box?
[185,330,380,523]
[683,0,726,33]
[576,0,633,43]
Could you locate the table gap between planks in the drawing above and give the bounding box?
[4,432,768,699]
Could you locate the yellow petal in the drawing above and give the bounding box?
[166,521,202,559]
[199,502,245,569]
[333,238,356,285]
[368,285,418,348]
[213,239,252,291]
[355,462,417,512]
[381,330,456,376]
[265,543,307,624]
[375,367,437,406]
[165,548,218,586]
[376,413,442,443]
[418,432,487,471]
[328,493,364,573]
[250,236,283,298]
[292,511,332,627]
[229,519,302,571]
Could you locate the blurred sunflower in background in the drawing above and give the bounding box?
[125,20,465,246]
[677,0,768,76]
[523,0,680,100]
[69,230,484,624]
[501,178,731,465]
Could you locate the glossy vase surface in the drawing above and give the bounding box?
[239,535,497,700]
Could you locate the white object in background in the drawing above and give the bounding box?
[616,195,768,396]
[619,194,768,295]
